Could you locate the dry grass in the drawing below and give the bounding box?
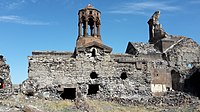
[36,100,74,112]
[0,94,74,112]
[85,99,155,112]
[0,94,199,112]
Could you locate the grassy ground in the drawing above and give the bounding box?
[0,94,200,112]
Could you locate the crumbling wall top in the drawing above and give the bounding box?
[126,42,160,55]
[148,11,166,44]
[32,51,73,56]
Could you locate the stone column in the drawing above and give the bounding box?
[94,21,97,36]
[83,24,85,37]
[85,20,88,37]
[97,24,100,37]
[78,22,82,37]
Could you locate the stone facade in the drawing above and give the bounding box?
[24,4,200,102]
[0,55,12,99]
[27,51,152,99]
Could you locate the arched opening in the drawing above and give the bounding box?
[91,49,96,57]
[96,18,100,36]
[184,69,200,98]
[81,17,86,36]
[60,88,76,100]
[88,18,94,36]
[88,84,99,95]
[81,23,84,36]
[120,72,128,80]
[0,78,4,89]
[171,70,181,91]
[187,63,193,68]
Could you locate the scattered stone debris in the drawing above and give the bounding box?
[104,91,199,110]
[21,79,38,97]
[23,105,43,112]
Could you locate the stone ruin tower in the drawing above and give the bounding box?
[0,55,12,99]
[148,11,166,44]
[75,4,112,54]
[77,4,101,46]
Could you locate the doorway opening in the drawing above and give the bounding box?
[184,69,200,98]
[91,49,96,57]
[171,70,181,91]
[60,88,76,100]
[88,84,99,95]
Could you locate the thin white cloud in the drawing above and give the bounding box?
[190,0,200,4]
[0,0,40,10]
[7,1,24,9]
[0,0,25,10]
[114,18,128,23]
[108,1,181,15]
[0,16,49,25]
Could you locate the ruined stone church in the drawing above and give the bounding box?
[21,4,200,101]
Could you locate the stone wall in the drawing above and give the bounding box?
[166,37,200,70]
[27,50,152,99]
[0,55,12,99]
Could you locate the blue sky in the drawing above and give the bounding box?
[0,0,199,84]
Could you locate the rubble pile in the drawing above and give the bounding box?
[149,91,199,106]
[36,86,61,100]
[21,79,62,100]
[21,79,38,96]
[107,91,199,107]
